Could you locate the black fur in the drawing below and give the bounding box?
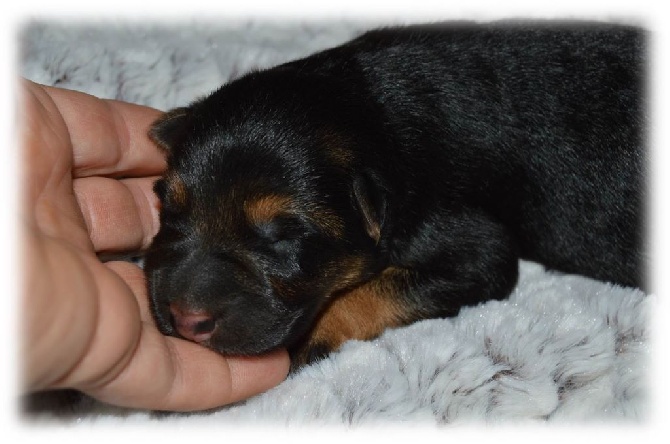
[144,21,646,365]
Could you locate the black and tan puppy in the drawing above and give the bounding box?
[144,22,645,368]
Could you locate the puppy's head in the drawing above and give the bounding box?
[144,71,387,355]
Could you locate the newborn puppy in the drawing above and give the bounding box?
[144,22,645,368]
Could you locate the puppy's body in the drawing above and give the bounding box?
[145,22,645,367]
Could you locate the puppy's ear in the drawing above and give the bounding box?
[149,107,190,154]
[352,173,386,245]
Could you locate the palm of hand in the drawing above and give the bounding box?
[20,80,289,411]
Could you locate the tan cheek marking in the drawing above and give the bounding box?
[244,195,293,225]
[308,267,411,352]
[323,255,367,293]
[338,256,366,288]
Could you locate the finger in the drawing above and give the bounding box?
[84,327,290,411]
[36,81,166,178]
[105,261,153,322]
[19,79,72,205]
[73,176,161,253]
[224,350,291,404]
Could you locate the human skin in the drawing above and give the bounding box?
[20,79,290,411]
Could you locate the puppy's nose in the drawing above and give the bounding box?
[169,304,216,343]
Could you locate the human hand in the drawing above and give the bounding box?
[20,79,290,411]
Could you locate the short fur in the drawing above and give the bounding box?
[144,21,645,369]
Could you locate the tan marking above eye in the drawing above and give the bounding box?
[244,195,294,226]
[164,172,188,207]
[243,194,345,240]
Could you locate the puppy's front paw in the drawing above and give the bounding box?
[287,267,414,373]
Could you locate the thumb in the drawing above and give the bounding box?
[82,326,290,411]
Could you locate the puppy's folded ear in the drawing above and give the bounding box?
[352,173,386,245]
[149,107,191,153]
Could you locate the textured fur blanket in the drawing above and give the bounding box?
[19,20,651,425]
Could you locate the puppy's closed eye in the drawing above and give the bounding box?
[244,195,310,252]
[256,216,305,242]
[255,217,317,258]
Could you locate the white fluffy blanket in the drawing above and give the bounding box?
[19,20,651,425]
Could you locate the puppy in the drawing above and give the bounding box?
[144,21,645,368]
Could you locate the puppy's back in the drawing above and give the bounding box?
[340,22,645,288]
